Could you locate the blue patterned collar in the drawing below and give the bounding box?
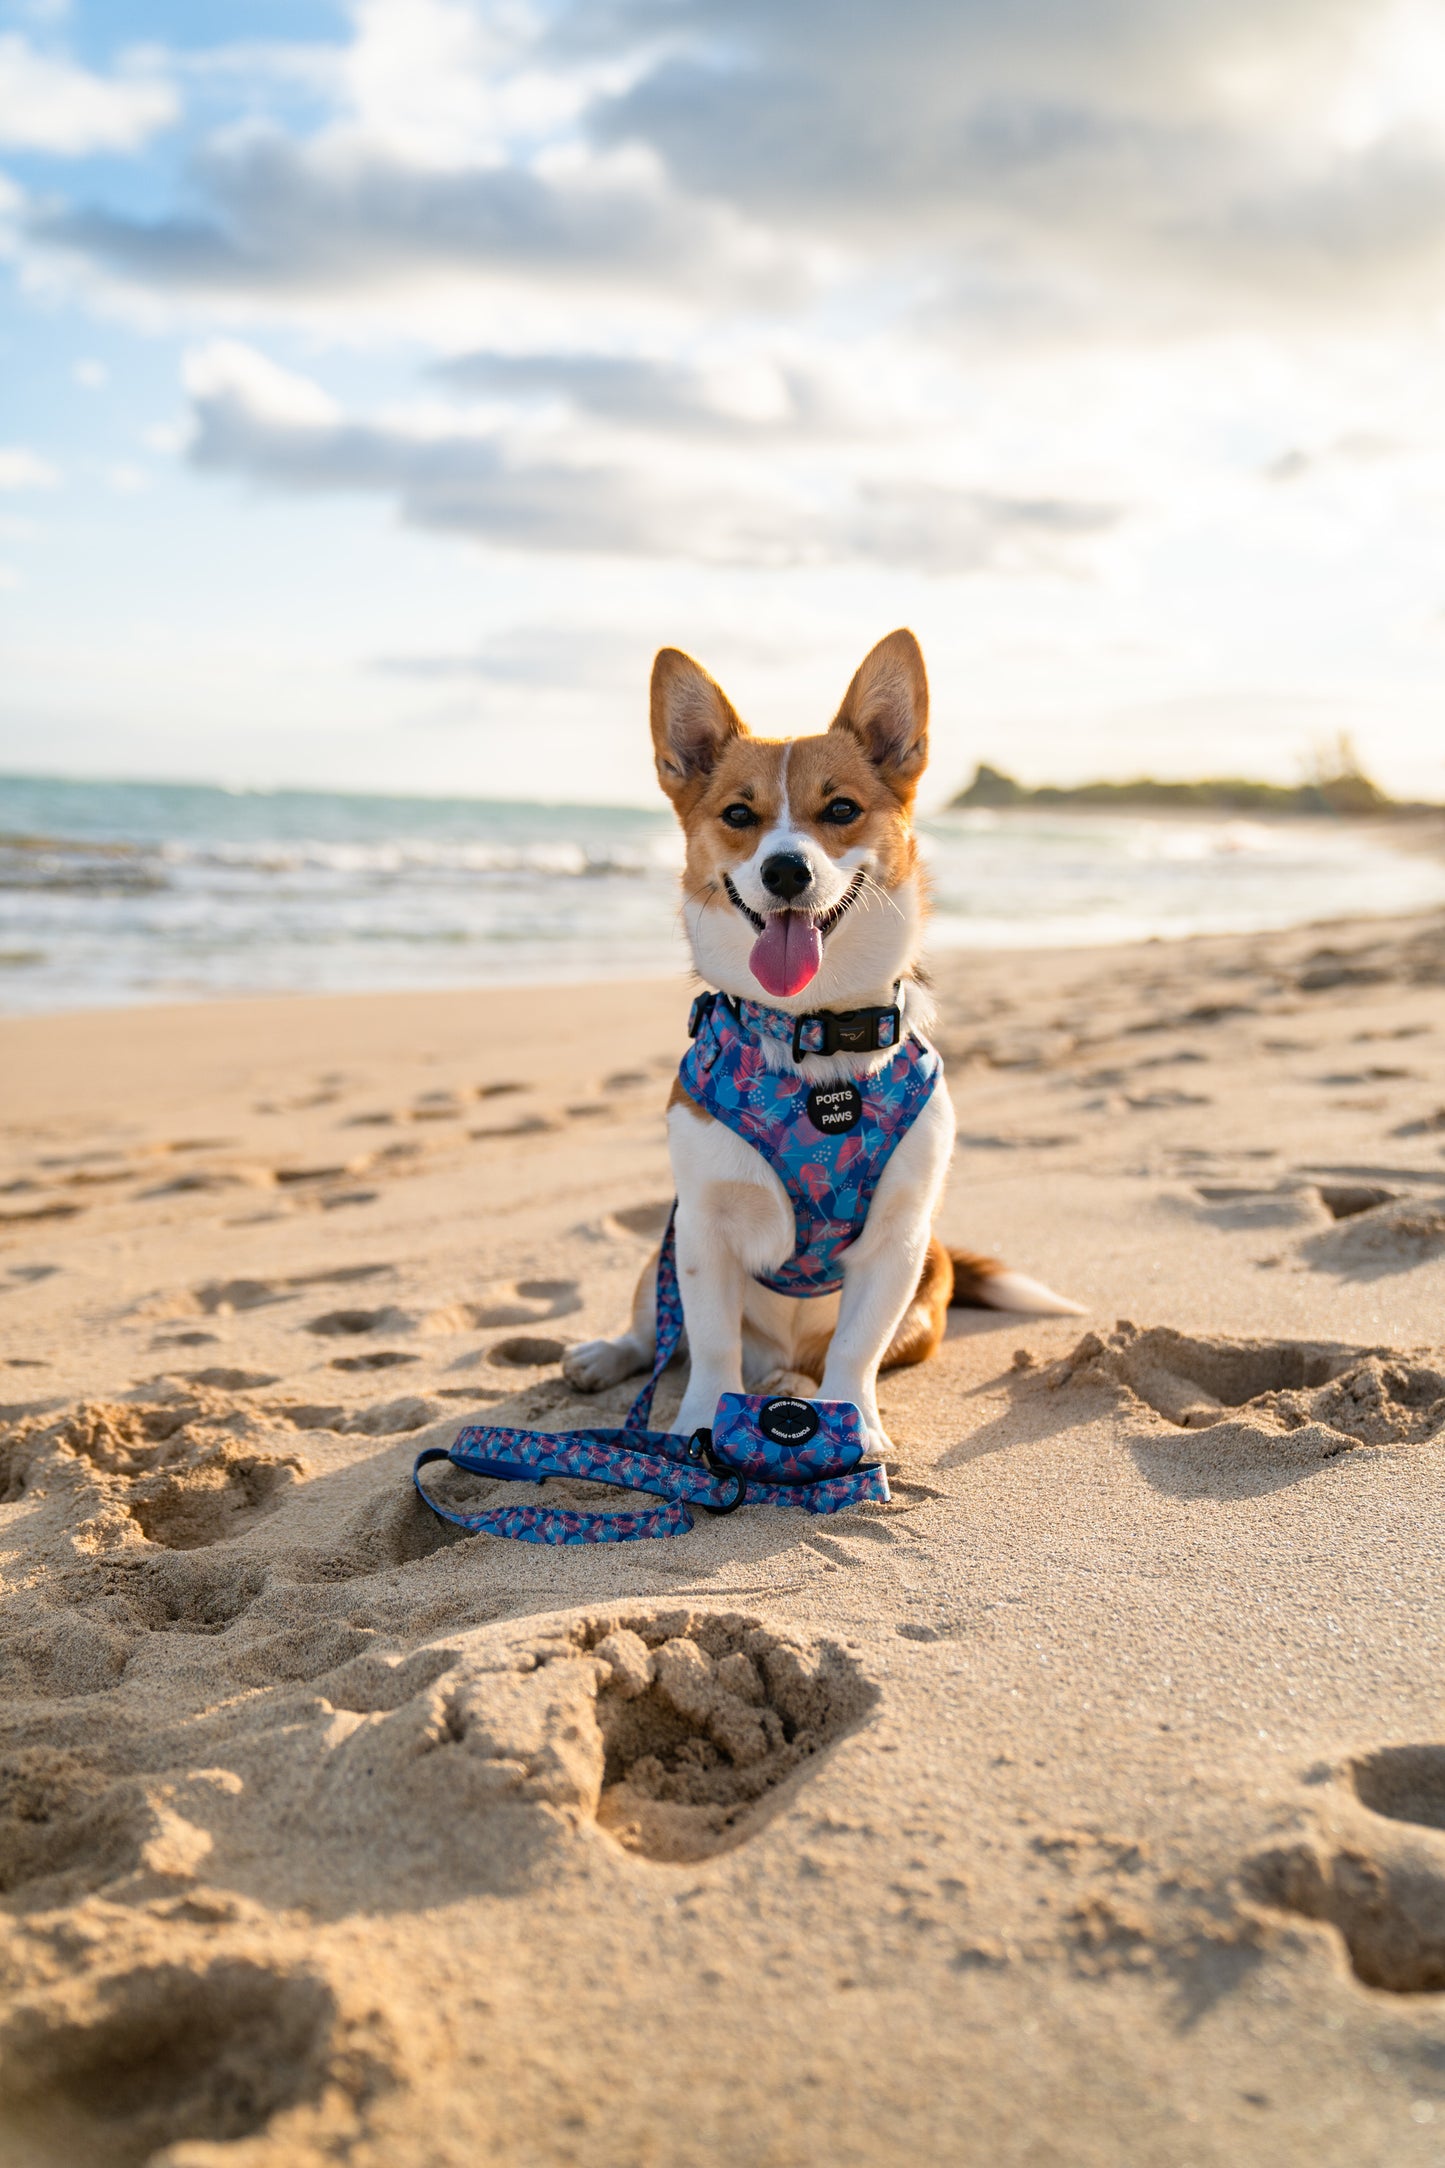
[688,985,905,1063]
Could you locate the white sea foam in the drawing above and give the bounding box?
[1,775,1443,1012]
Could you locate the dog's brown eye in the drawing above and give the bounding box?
[721,804,760,829]
[820,797,862,825]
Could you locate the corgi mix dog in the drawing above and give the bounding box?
[564,628,1081,1458]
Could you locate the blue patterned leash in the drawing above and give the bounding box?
[412,1210,889,1544]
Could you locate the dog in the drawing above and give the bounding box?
[563,628,1081,1459]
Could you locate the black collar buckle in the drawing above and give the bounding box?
[792,1003,902,1063]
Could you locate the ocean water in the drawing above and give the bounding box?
[3,773,1445,1015]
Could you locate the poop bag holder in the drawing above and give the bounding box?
[704,1392,866,1485]
[412,1212,887,1545]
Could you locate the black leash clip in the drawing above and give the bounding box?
[687,1429,747,1515]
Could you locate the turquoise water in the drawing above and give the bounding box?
[3,773,1444,1013]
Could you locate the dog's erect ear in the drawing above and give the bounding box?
[650,648,746,803]
[829,628,929,799]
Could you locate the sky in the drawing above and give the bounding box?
[2,0,1445,808]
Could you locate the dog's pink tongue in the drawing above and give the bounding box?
[750,910,822,998]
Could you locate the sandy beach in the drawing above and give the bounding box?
[1,906,1444,2166]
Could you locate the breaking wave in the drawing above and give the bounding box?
[2,773,1443,1012]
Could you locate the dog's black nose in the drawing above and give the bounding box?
[760,852,813,902]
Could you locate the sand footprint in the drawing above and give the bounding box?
[1352,1744,1445,1832]
[265,1397,440,1437]
[0,1958,362,2167]
[127,1450,302,1551]
[108,1550,267,1635]
[409,1090,465,1121]
[0,1199,85,1227]
[469,1111,562,1140]
[585,1613,876,1861]
[486,1334,571,1367]
[305,1304,411,1337]
[1181,1180,1445,1279]
[0,1610,133,1698]
[0,1747,143,1902]
[173,1367,279,1390]
[5,1396,305,1552]
[318,1477,479,1572]
[330,1350,420,1372]
[419,1278,582,1334]
[594,1199,672,1242]
[288,1612,868,1873]
[187,1278,291,1315]
[0,1750,248,1906]
[1248,1748,1445,1993]
[139,1261,393,1322]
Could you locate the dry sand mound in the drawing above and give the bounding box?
[3,1387,442,1570]
[1047,1323,1445,1477]
[1303,1195,1445,1277]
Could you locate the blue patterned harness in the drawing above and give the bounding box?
[412,988,940,1543]
[679,990,942,1295]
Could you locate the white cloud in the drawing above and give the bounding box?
[0,446,58,490]
[0,32,176,154]
[339,0,604,167]
[430,347,857,436]
[32,127,798,339]
[585,0,1445,339]
[72,356,108,388]
[8,0,1445,803]
[182,338,339,429]
[24,0,1445,355]
[180,338,1123,574]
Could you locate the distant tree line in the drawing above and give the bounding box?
[948,742,1432,818]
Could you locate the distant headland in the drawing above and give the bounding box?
[948,753,1438,819]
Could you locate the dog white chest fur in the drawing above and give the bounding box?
[563,627,1079,1456]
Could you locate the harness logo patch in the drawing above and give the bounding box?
[807,1082,862,1134]
[758,1397,821,1447]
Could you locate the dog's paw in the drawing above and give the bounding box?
[562,1337,642,1393]
[863,1421,895,1462]
[757,1368,821,1399]
[819,1381,891,1460]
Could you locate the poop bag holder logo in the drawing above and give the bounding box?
[701,1393,868,1485]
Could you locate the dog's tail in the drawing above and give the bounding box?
[947,1247,1086,1317]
